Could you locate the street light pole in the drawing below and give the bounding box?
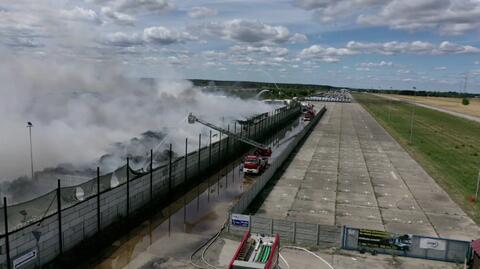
[27,122,34,180]
[409,87,416,144]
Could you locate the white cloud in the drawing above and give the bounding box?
[112,0,175,14]
[294,0,384,22]
[358,0,480,35]
[5,37,43,48]
[200,19,306,44]
[60,7,101,24]
[143,26,197,45]
[346,40,437,55]
[299,44,357,62]
[358,61,393,67]
[101,7,135,26]
[231,45,289,57]
[188,7,217,19]
[294,0,480,35]
[300,40,480,62]
[105,32,143,46]
[105,26,197,46]
[438,41,480,54]
[166,55,188,65]
[202,50,227,59]
[346,40,480,55]
[204,61,223,67]
[290,33,308,44]
[434,66,447,70]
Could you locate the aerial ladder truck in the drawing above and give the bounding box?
[188,113,272,175]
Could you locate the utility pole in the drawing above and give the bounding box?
[409,87,416,144]
[475,168,480,202]
[27,122,34,180]
[463,73,468,93]
[388,87,392,121]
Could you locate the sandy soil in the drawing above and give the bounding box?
[384,94,480,118]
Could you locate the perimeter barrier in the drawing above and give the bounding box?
[0,103,302,269]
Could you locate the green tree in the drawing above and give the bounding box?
[462,98,470,106]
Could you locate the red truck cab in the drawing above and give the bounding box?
[303,104,316,121]
[243,155,267,174]
[254,147,272,157]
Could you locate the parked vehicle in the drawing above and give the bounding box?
[303,103,316,121]
[243,155,268,174]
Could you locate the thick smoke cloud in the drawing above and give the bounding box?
[0,54,272,203]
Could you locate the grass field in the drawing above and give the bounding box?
[381,94,480,118]
[354,93,480,223]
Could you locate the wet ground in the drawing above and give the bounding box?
[80,115,308,269]
[201,233,461,269]
[256,101,480,240]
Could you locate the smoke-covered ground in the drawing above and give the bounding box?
[0,56,274,204]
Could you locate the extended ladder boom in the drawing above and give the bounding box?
[188,113,269,150]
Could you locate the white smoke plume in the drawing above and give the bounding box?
[0,54,272,202]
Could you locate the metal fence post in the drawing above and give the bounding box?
[169,144,172,194]
[97,167,101,232]
[226,124,230,157]
[126,157,130,218]
[209,130,212,168]
[217,172,220,196]
[3,197,11,269]
[316,224,320,246]
[150,149,153,204]
[218,132,222,166]
[168,144,172,237]
[197,134,201,212]
[234,122,237,151]
[270,218,274,236]
[227,213,230,233]
[292,221,296,243]
[232,162,235,183]
[57,179,63,255]
[184,138,188,227]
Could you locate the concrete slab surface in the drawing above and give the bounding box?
[257,101,480,241]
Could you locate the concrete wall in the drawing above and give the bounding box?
[0,105,301,269]
[227,107,343,249]
[229,215,342,249]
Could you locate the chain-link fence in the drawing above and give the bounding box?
[0,104,301,269]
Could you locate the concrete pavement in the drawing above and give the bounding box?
[256,101,480,241]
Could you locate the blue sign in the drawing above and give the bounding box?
[231,214,250,227]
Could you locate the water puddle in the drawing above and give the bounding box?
[85,117,306,269]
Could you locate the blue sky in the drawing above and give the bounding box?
[2,0,480,92]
